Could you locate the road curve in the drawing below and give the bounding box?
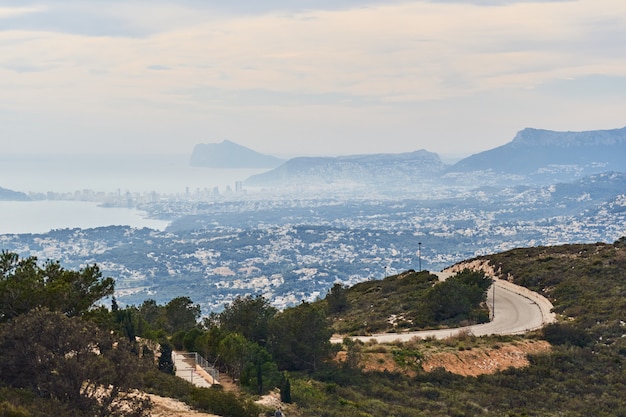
[331,271,556,344]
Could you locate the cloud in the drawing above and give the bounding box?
[538,74,626,99]
[0,6,45,19]
[424,0,573,5]
[0,0,625,156]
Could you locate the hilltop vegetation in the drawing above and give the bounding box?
[285,237,626,416]
[0,252,264,417]
[1,237,626,416]
[325,269,491,335]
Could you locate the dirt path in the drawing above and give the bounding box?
[149,394,220,417]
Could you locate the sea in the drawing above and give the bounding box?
[0,154,266,235]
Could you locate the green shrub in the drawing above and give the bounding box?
[0,401,30,417]
[171,330,186,350]
[190,387,260,417]
[543,323,592,347]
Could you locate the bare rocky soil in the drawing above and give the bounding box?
[149,374,284,417]
[421,340,551,376]
[149,394,220,417]
[351,339,551,377]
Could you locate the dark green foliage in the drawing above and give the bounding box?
[217,295,277,346]
[0,309,150,416]
[193,324,226,365]
[4,236,626,416]
[0,251,114,322]
[487,240,626,333]
[183,327,205,351]
[328,269,491,334]
[143,370,260,417]
[171,330,186,350]
[0,386,83,417]
[543,323,592,347]
[279,372,291,403]
[189,387,260,417]
[0,253,152,416]
[158,339,175,374]
[341,338,364,373]
[328,270,438,334]
[268,302,337,372]
[241,344,280,396]
[138,299,164,330]
[420,269,492,325]
[326,282,349,314]
[164,296,201,333]
[115,308,138,343]
[0,400,30,417]
[219,332,254,382]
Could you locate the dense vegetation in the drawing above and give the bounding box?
[0,252,270,416]
[282,237,626,416]
[326,269,491,335]
[5,168,625,314]
[0,250,491,416]
[2,235,625,416]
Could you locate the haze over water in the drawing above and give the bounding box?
[0,154,265,234]
[0,154,265,194]
[0,200,169,235]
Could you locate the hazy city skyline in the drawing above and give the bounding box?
[1,0,625,160]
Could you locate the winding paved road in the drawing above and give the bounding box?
[332,271,556,344]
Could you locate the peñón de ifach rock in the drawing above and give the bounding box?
[190,140,284,169]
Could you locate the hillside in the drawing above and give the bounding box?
[189,140,284,168]
[0,186,29,201]
[446,126,626,184]
[323,269,491,336]
[288,237,626,416]
[2,237,626,416]
[3,167,625,313]
[238,126,626,190]
[244,149,445,188]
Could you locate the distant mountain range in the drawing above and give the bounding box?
[190,139,284,168]
[0,186,29,201]
[241,126,626,189]
[244,150,445,188]
[445,126,626,184]
[190,126,626,189]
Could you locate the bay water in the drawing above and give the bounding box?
[0,154,266,234]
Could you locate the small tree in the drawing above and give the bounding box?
[218,295,277,346]
[268,302,336,372]
[0,251,114,322]
[326,282,349,314]
[158,339,175,374]
[164,296,201,333]
[219,333,253,382]
[0,308,151,416]
[279,372,291,403]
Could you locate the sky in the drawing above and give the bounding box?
[1,0,626,160]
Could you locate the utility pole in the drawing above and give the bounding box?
[418,242,422,272]
[491,280,496,320]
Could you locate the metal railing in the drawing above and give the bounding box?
[178,352,220,383]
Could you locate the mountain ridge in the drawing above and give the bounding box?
[244,149,445,188]
[446,126,626,183]
[0,186,30,201]
[511,126,626,147]
[190,139,285,169]
[240,126,626,189]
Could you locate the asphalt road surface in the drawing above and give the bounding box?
[332,273,556,344]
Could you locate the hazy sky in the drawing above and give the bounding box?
[1,0,625,159]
